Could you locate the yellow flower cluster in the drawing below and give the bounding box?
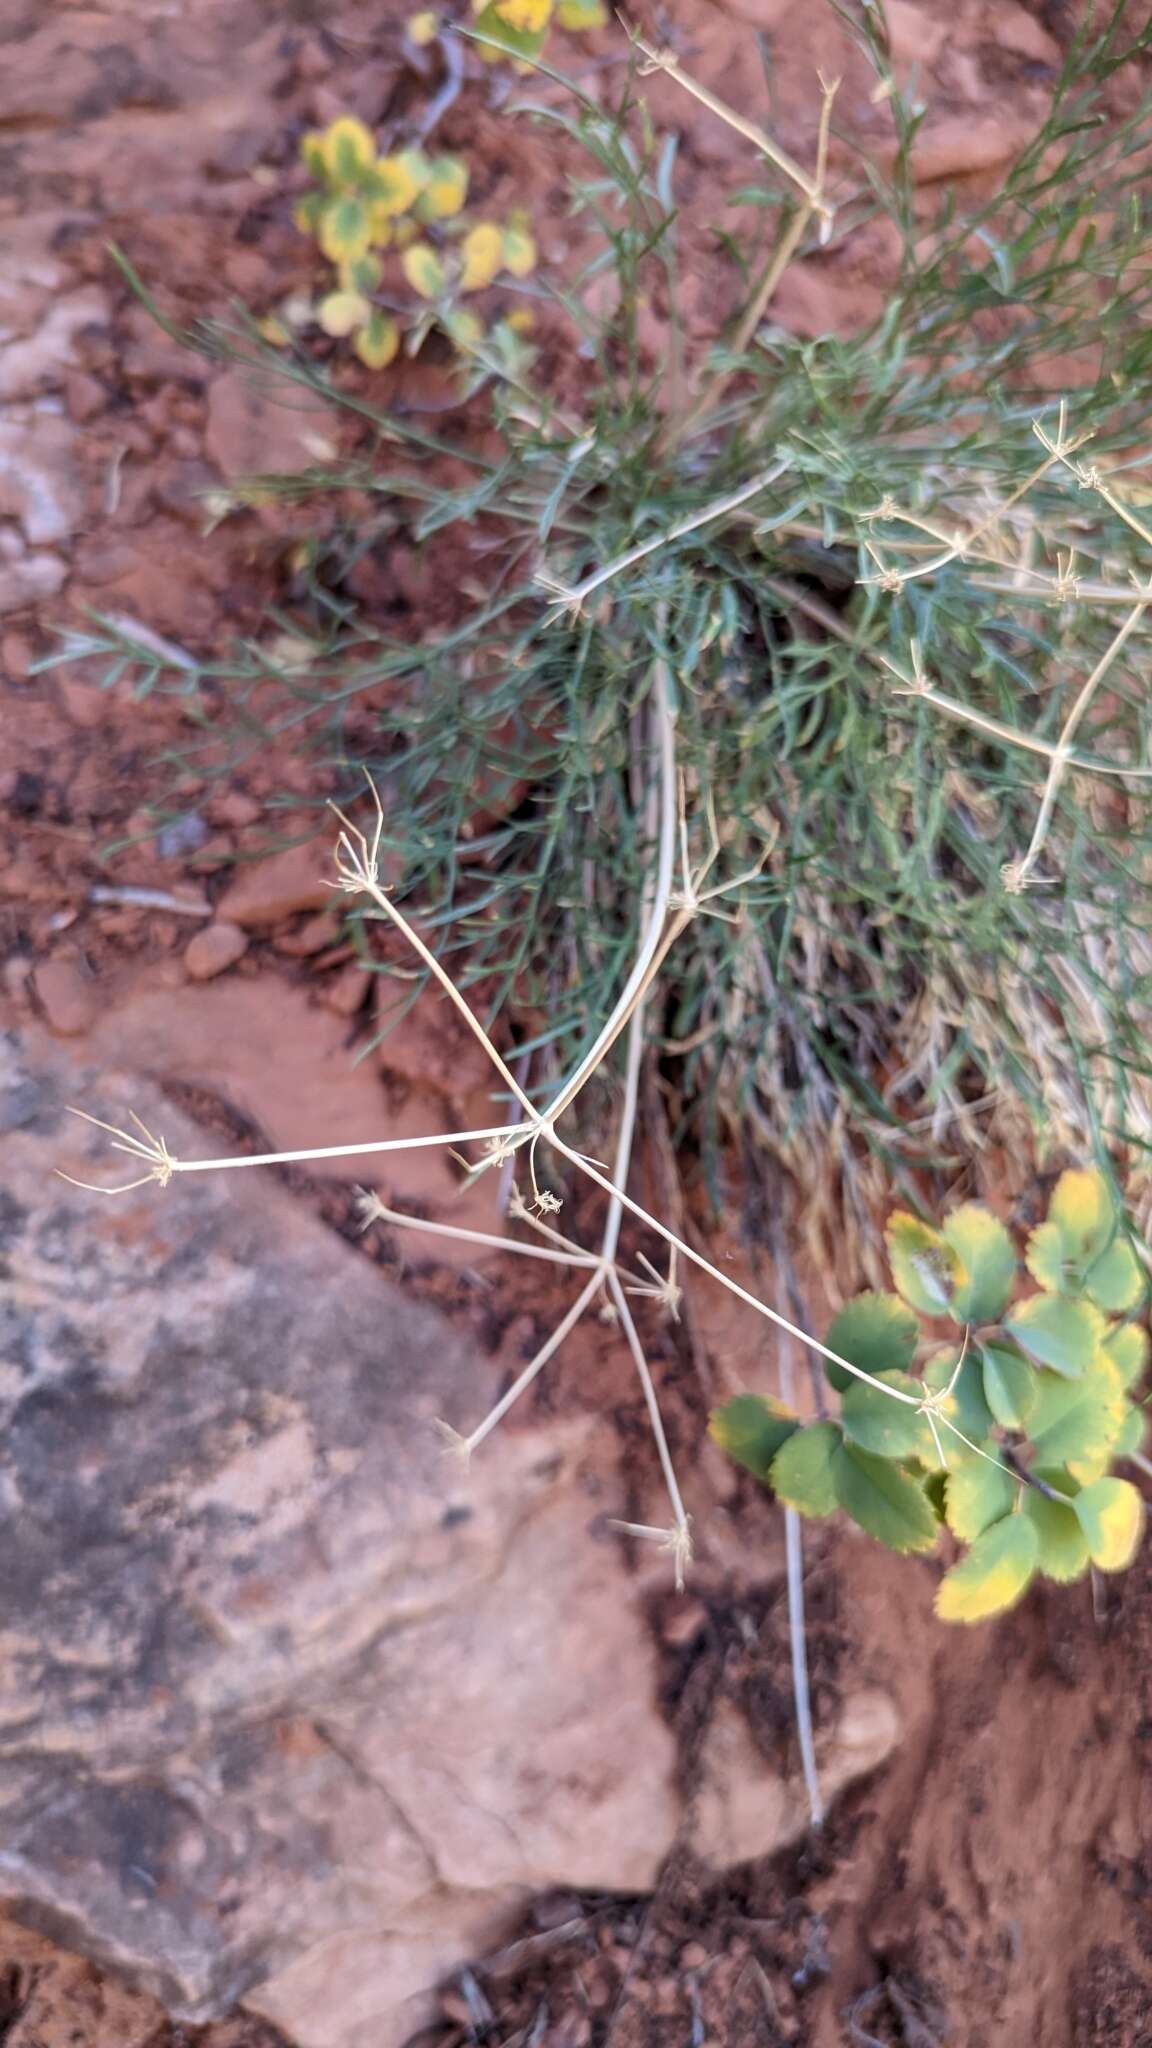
[295,116,538,369]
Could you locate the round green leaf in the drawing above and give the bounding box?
[935,1513,1039,1624]
[886,1211,960,1317]
[1028,1358,1126,1483]
[1022,1490,1089,1582]
[1104,1320,1149,1390]
[769,1421,841,1518]
[945,1455,1016,1542]
[840,1370,934,1461]
[1085,1236,1144,1315]
[923,1347,995,1447]
[1072,1476,1145,1571]
[1004,1294,1104,1377]
[832,1444,939,1555]
[709,1394,798,1483]
[824,1291,919,1395]
[980,1342,1036,1431]
[942,1203,1017,1323]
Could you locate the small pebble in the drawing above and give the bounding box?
[155,812,209,859]
[34,956,97,1036]
[183,921,249,981]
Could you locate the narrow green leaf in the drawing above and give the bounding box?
[824,1291,918,1395]
[943,1203,1016,1322]
[946,1456,1016,1542]
[769,1421,841,1518]
[886,1211,960,1317]
[832,1444,938,1555]
[1085,1236,1144,1315]
[1072,1476,1145,1571]
[841,1370,933,1460]
[709,1394,798,1482]
[935,1514,1039,1623]
[1022,1490,1089,1581]
[980,1342,1036,1430]
[1004,1294,1104,1377]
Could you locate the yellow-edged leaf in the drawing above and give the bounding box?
[709,1394,799,1482]
[502,220,537,278]
[1072,1475,1145,1571]
[1085,1236,1144,1314]
[1049,1167,1114,1264]
[495,0,552,28]
[886,1211,961,1317]
[407,8,440,41]
[935,1514,1039,1624]
[366,152,424,219]
[557,0,608,23]
[460,221,505,291]
[293,192,326,235]
[354,311,401,368]
[942,1203,1017,1323]
[416,156,469,221]
[1004,1293,1104,1378]
[474,0,549,62]
[321,115,377,184]
[1029,1355,1127,1483]
[317,288,371,337]
[319,195,373,264]
[401,242,447,298]
[1023,1489,1090,1582]
[338,252,383,294]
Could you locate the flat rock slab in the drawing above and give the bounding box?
[0,1032,680,2048]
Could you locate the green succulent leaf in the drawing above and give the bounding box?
[980,1342,1036,1431]
[1022,1489,1090,1581]
[769,1421,841,1518]
[935,1513,1039,1623]
[1003,1294,1104,1378]
[824,1291,919,1395]
[945,1456,1016,1542]
[832,1444,939,1554]
[886,1211,961,1317]
[709,1394,799,1482]
[1072,1476,1145,1571]
[942,1203,1017,1322]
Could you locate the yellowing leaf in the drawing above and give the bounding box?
[502,220,538,277]
[474,0,549,62]
[935,1514,1039,1624]
[366,153,424,218]
[942,1203,1017,1323]
[402,242,447,298]
[495,0,552,28]
[407,8,439,41]
[886,1211,961,1317]
[338,252,383,294]
[1072,1476,1145,1571]
[322,115,377,184]
[293,192,326,236]
[354,312,401,368]
[300,130,327,178]
[1025,1218,1067,1294]
[557,0,608,23]
[709,1394,799,1482]
[506,306,535,333]
[317,288,371,337]
[416,156,469,221]
[460,221,505,291]
[319,195,373,264]
[257,315,290,347]
[945,1457,1016,1542]
[1049,1167,1115,1265]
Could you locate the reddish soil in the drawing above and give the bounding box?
[4,3,1152,2046]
